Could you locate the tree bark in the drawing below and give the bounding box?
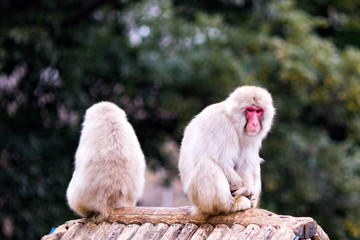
[108,206,321,239]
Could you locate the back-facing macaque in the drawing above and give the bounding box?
[66,101,146,222]
[178,86,275,217]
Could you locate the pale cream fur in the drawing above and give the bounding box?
[178,86,275,217]
[66,101,146,222]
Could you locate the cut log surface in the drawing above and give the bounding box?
[42,207,330,240]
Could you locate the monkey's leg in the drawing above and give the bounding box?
[186,158,235,217]
[220,162,250,200]
[249,163,261,208]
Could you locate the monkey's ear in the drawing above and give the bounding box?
[225,100,239,117]
[225,97,247,119]
[263,105,276,120]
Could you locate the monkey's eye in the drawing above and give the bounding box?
[245,106,264,115]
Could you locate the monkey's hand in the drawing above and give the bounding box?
[232,190,257,208]
[231,186,250,199]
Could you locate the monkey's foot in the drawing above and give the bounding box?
[247,195,258,208]
[231,196,251,212]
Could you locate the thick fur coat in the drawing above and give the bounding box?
[66,101,146,222]
[178,86,275,217]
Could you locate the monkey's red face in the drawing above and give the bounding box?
[245,106,264,135]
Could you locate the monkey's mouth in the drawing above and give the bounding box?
[247,128,257,133]
[246,128,259,135]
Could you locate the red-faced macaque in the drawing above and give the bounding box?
[178,86,275,217]
[66,101,146,222]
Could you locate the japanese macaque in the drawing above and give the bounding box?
[178,86,275,217]
[66,101,146,222]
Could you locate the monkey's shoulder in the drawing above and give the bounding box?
[195,102,228,121]
[187,102,235,137]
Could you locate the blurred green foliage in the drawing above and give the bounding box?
[1,0,360,239]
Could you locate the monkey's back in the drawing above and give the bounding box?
[66,102,145,220]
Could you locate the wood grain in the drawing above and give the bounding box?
[108,206,318,239]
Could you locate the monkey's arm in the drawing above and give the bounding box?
[219,162,249,199]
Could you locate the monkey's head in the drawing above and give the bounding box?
[84,101,127,125]
[226,86,275,138]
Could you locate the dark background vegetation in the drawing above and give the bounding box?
[1,0,360,239]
